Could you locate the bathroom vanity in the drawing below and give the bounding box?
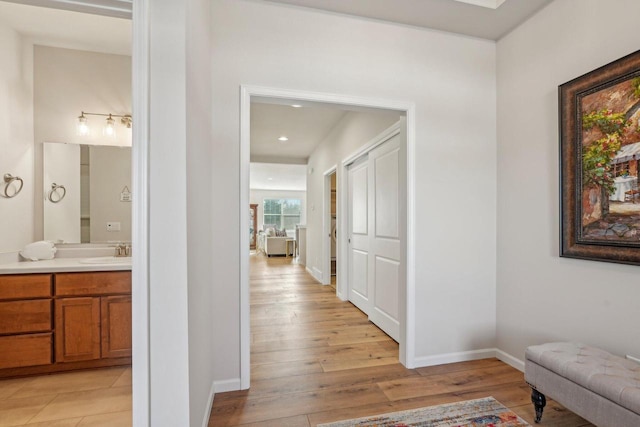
[0,260,131,378]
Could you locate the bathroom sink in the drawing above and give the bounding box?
[79,256,131,264]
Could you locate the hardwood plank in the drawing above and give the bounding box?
[233,414,310,427]
[307,381,531,426]
[512,399,594,426]
[415,358,506,376]
[378,365,524,401]
[251,361,324,381]
[210,383,388,426]
[209,252,592,427]
[246,364,418,399]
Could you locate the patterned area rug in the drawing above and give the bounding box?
[318,397,530,427]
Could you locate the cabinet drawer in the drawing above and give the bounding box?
[0,333,52,369]
[0,274,52,300]
[0,300,52,334]
[55,272,131,296]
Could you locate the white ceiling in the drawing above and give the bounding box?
[262,0,553,40]
[0,1,131,56]
[250,163,307,191]
[250,102,348,164]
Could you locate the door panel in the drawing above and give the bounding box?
[55,297,100,363]
[101,296,132,358]
[369,135,401,341]
[350,165,368,234]
[375,149,400,239]
[373,256,400,340]
[348,156,370,312]
[350,250,368,298]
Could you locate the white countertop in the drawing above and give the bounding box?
[0,257,132,275]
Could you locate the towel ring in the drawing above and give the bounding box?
[3,174,24,198]
[48,183,66,203]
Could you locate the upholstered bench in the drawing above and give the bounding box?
[525,342,640,426]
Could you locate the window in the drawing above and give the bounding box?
[263,199,301,231]
[613,161,631,177]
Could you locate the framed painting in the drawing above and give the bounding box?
[560,50,640,265]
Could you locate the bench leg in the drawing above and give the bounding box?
[531,388,546,423]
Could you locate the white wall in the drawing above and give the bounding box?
[210,0,497,383]
[144,0,217,424]
[89,146,132,243]
[250,189,307,233]
[34,46,131,240]
[148,0,191,424]
[306,111,400,278]
[496,0,640,365]
[0,24,34,253]
[186,0,216,424]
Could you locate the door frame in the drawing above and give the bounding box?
[322,166,337,286]
[240,86,417,389]
[20,1,150,425]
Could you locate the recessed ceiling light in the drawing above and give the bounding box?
[278,136,289,142]
[291,104,302,108]
[267,177,273,181]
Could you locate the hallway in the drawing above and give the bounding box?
[208,254,590,426]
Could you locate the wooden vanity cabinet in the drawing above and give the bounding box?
[55,297,101,362]
[101,295,132,358]
[55,272,132,362]
[0,271,131,378]
[0,274,53,370]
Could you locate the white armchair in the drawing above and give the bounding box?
[264,236,289,256]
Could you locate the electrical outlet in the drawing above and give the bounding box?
[106,222,121,232]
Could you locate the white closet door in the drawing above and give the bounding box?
[346,132,402,342]
[347,155,370,313]
[368,134,401,341]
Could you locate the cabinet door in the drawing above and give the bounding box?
[101,295,132,358]
[55,297,101,362]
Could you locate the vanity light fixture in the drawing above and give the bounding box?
[76,111,132,138]
[103,114,116,138]
[76,113,89,136]
[291,104,302,108]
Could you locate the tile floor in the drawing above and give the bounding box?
[0,367,131,427]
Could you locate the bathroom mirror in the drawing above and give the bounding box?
[43,142,131,244]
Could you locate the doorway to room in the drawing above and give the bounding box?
[0,1,139,425]
[324,170,338,290]
[240,87,416,389]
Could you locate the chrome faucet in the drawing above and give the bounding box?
[114,243,131,257]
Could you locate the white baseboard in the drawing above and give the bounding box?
[213,378,241,394]
[201,381,216,427]
[413,348,497,368]
[495,349,525,372]
[306,266,322,283]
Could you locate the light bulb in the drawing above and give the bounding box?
[77,114,89,136]
[103,114,116,138]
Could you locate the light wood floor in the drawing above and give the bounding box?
[0,367,131,426]
[209,254,593,426]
